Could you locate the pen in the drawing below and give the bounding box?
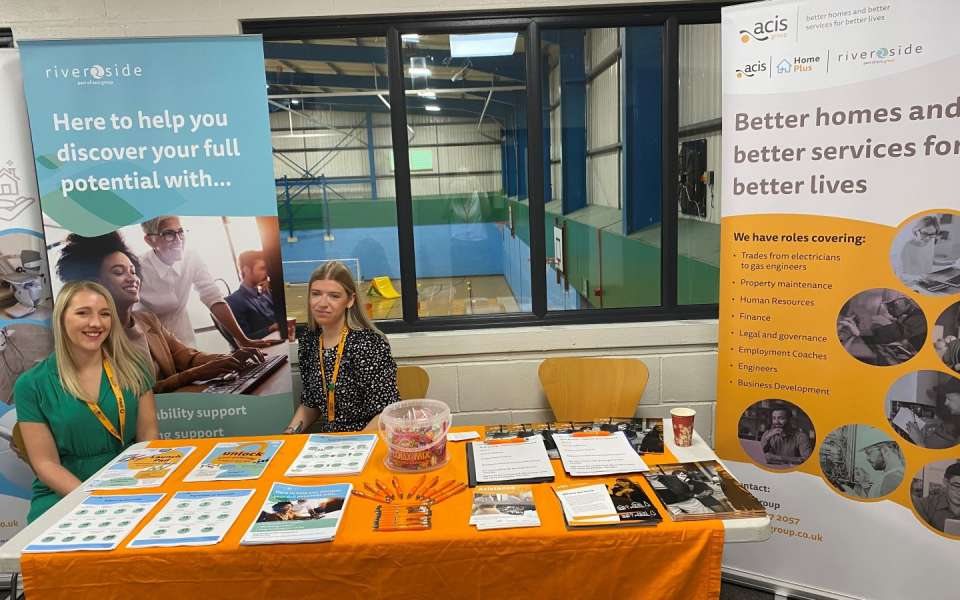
[375,479,393,497]
[364,482,391,502]
[572,431,612,437]
[418,475,441,499]
[486,438,525,444]
[407,474,427,499]
[352,489,391,503]
[392,476,403,499]
[423,480,456,500]
[428,482,468,505]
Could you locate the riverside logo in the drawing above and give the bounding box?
[835,42,924,66]
[739,15,789,43]
[735,59,768,79]
[43,63,144,87]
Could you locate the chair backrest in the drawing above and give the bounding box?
[12,422,33,471]
[396,365,430,400]
[538,357,649,422]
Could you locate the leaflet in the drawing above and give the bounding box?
[127,489,255,548]
[552,432,649,477]
[183,440,284,482]
[285,434,377,477]
[553,484,619,526]
[240,482,351,545]
[84,446,196,491]
[469,485,540,530]
[24,493,165,553]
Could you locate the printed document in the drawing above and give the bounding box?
[183,440,284,482]
[128,489,255,548]
[552,432,649,476]
[24,493,165,553]
[84,446,195,491]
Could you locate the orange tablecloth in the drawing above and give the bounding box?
[22,429,724,600]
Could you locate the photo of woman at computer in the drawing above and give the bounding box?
[45,215,291,396]
[891,212,960,296]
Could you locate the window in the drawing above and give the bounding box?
[246,7,722,333]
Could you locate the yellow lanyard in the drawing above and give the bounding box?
[84,358,126,443]
[320,327,348,422]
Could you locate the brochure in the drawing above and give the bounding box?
[469,485,540,530]
[553,484,620,526]
[24,493,165,553]
[240,482,351,545]
[605,477,662,525]
[466,435,555,486]
[285,434,377,477]
[128,489,255,548]
[183,440,284,482]
[642,460,767,522]
[84,446,196,491]
[552,431,649,477]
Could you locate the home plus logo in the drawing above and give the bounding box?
[739,15,789,43]
[776,54,822,75]
[44,63,144,87]
[735,59,768,79]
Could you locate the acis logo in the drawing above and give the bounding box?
[740,16,789,43]
[735,60,767,79]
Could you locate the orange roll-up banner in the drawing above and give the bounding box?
[718,1,960,598]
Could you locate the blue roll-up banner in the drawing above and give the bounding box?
[18,37,293,439]
[0,49,53,543]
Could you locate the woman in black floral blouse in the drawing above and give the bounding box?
[282,261,400,434]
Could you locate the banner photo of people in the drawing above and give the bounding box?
[17,36,294,440]
[717,1,960,599]
[0,49,55,543]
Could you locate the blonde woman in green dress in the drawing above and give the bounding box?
[14,281,158,522]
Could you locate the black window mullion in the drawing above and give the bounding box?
[386,27,419,325]
[660,16,679,309]
[526,20,547,318]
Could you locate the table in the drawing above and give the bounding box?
[0,421,768,599]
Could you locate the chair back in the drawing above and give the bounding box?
[396,365,430,400]
[538,357,649,422]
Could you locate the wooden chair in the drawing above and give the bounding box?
[538,357,649,421]
[396,365,430,400]
[11,422,33,471]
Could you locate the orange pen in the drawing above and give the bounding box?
[364,482,390,499]
[392,476,403,499]
[429,482,468,505]
[375,479,393,496]
[417,475,441,499]
[572,431,613,437]
[407,474,427,499]
[429,480,458,498]
[352,489,390,503]
[486,438,525,444]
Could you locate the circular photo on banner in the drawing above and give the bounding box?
[885,370,960,450]
[836,288,926,366]
[890,212,960,295]
[910,458,960,539]
[933,302,960,375]
[819,424,905,500]
[737,399,816,469]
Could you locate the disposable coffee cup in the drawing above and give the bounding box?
[670,408,696,447]
[286,317,296,342]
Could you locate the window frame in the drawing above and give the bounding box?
[244,4,725,334]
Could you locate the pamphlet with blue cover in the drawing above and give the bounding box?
[183,440,284,482]
[240,482,352,545]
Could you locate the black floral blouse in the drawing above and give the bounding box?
[298,327,400,432]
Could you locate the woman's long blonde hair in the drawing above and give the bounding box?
[52,280,151,401]
[306,261,382,336]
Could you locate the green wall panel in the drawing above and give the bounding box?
[600,230,661,308]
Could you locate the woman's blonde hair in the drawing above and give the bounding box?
[52,280,151,402]
[306,261,382,335]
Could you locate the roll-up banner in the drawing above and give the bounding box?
[0,49,54,542]
[17,37,293,440]
[718,1,960,598]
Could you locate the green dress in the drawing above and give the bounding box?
[13,353,151,523]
